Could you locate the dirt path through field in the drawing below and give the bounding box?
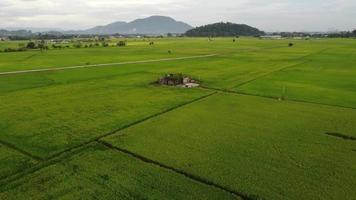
[0,54,218,76]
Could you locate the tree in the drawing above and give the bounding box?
[353,30,356,36]
[26,41,36,49]
[38,40,47,51]
[117,41,126,47]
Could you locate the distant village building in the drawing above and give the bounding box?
[260,35,283,39]
[0,37,9,41]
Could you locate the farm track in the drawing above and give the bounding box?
[0,54,218,76]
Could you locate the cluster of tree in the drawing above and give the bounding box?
[26,41,47,50]
[185,22,265,37]
[117,41,126,46]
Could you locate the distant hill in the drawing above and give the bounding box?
[0,29,33,37]
[79,16,193,35]
[185,22,264,37]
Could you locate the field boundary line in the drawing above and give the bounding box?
[232,48,331,88]
[201,86,356,110]
[0,144,91,188]
[97,140,258,200]
[0,54,218,76]
[0,139,43,161]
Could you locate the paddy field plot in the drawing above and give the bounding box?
[0,144,237,200]
[0,37,355,199]
[103,93,356,200]
[237,44,356,108]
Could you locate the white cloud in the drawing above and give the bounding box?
[0,0,355,31]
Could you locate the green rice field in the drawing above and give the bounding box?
[0,37,355,199]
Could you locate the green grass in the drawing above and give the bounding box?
[103,93,356,200]
[0,143,237,200]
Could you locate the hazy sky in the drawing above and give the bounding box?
[0,0,355,32]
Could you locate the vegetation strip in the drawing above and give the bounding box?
[0,140,42,161]
[0,54,218,76]
[324,132,356,141]
[97,140,256,200]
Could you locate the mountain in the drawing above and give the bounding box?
[80,16,192,35]
[185,22,264,37]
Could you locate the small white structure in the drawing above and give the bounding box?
[182,83,200,88]
[260,35,283,40]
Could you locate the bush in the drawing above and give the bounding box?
[52,44,62,49]
[74,43,82,48]
[26,42,36,49]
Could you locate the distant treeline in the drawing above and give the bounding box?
[270,30,356,38]
[1,27,356,40]
[0,29,77,40]
[0,29,169,40]
[185,22,265,37]
[324,30,356,38]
